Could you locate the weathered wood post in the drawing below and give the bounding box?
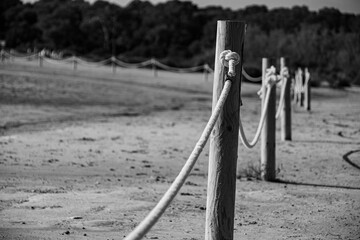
[280,57,292,141]
[73,56,78,71]
[203,64,209,81]
[205,20,245,240]
[38,52,43,67]
[298,68,304,107]
[111,56,116,74]
[151,58,157,77]
[304,68,311,111]
[0,50,4,63]
[261,58,276,181]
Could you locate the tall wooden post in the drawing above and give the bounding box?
[304,68,311,111]
[205,20,245,240]
[280,57,291,141]
[261,58,276,181]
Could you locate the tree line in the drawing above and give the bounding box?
[1,0,360,86]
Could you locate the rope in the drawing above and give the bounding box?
[238,83,272,149]
[219,50,240,77]
[123,80,233,240]
[241,67,262,82]
[153,59,204,73]
[239,65,288,148]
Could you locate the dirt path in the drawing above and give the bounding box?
[0,63,359,239]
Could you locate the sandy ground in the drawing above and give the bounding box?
[0,59,359,240]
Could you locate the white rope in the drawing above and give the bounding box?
[153,59,204,73]
[241,67,262,82]
[219,50,240,77]
[74,56,111,67]
[123,80,232,240]
[114,59,152,68]
[239,66,285,148]
[238,83,272,149]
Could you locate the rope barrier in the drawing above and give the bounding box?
[123,79,232,240]
[238,83,272,149]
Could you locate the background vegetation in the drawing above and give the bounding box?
[1,0,360,86]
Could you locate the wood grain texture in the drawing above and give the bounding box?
[261,58,276,181]
[205,20,245,240]
[280,57,292,141]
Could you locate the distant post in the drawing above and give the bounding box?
[73,56,77,71]
[261,58,276,181]
[203,64,209,81]
[0,50,4,63]
[280,57,291,141]
[111,56,116,74]
[151,58,157,77]
[304,68,311,111]
[205,20,245,240]
[39,52,43,67]
[298,68,304,107]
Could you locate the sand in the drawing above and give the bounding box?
[0,59,359,240]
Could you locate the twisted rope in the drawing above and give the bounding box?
[275,67,289,119]
[220,50,240,77]
[238,83,272,149]
[123,80,232,240]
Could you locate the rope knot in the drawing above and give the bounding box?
[281,67,289,79]
[265,66,278,86]
[220,50,240,77]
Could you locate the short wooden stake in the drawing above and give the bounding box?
[304,68,311,111]
[151,58,157,77]
[297,69,304,107]
[111,56,116,74]
[205,20,245,240]
[261,58,276,181]
[203,64,209,81]
[280,57,291,141]
[0,50,4,63]
[39,53,43,67]
[73,56,77,71]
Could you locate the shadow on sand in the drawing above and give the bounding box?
[273,179,360,191]
[343,149,360,170]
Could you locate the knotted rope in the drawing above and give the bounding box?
[238,66,279,149]
[275,67,289,119]
[123,79,233,240]
[220,50,240,77]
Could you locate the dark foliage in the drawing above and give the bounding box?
[2,0,360,85]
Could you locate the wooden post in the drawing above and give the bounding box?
[39,53,43,67]
[304,68,311,111]
[73,56,77,71]
[0,50,4,63]
[297,68,304,107]
[203,64,209,81]
[280,57,291,141]
[261,58,276,181]
[152,58,157,77]
[111,56,116,74]
[205,20,245,240]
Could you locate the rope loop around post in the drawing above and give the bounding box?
[220,50,240,77]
